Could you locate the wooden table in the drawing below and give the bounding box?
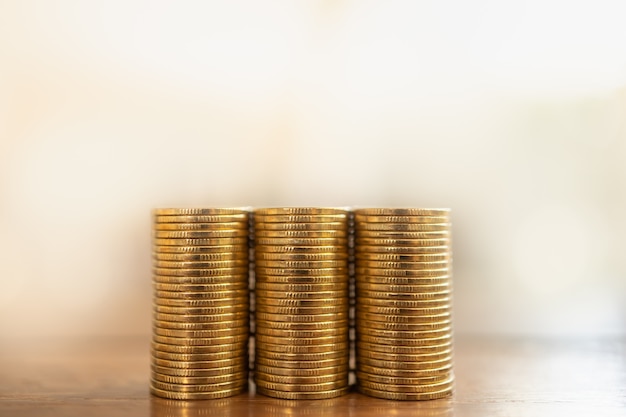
[1,334,624,416]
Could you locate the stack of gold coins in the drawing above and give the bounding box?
[354,208,454,400]
[151,208,251,400]
[253,207,351,400]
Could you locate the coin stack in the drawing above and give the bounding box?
[151,208,251,400]
[253,207,351,400]
[354,208,454,400]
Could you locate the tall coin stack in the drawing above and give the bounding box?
[253,207,351,400]
[354,208,454,400]
[151,208,251,400]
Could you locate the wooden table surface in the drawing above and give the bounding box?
[1,334,624,416]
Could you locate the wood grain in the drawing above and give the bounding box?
[0,335,624,416]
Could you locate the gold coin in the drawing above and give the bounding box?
[357,245,450,254]
[150,386,246,400]
[356,222,450,232]
[153,275,248,285]
[255,304,347,316]
[154,257,248,269]
[357,385,453,401]
[153,267,248,277]
[356,289,451,301]
[357,363,452,378]
[255,311,347,323]
[254,356,348,370]
[154,295,249,307]
[255,348,348,362]
[357,356,453,371]
[256,341,349,354]
[255,282,348,292]
[254,245,347,254]
[357,348,452,363]
[356,267,450,278]
[357,311,451,325]
[153,323,247,336]
[255,334,347,347]
[357,275,451,286]
[357,371,451,386]
[356,318,451,331]
[255,208,348,216]
[154,215,248,224]
[151,378,247,393]
[153,282,248,292]
[255,372,347,385]
[255,267,347,276]
[254,289,347,300]
[255,259,347,268]
[154,311,248,323]
[356,304,450,316]
[154,237,248,246]
[154,221,248,230]
[153,349,245,362]
[358,377,453,394]
[355,326,452,340]
[356,295,451,308]
[254,378,347,393]
[357,230,450,241]
[154,304,248,315]
[154,318,248,331]
[152,342,247,354]
[255,276,348,285]
[255,237,348,247]
[355,238,450,248]
[357,341,452,355]
[255,386,349,400]
[151,363,247,377]
[154,229,248,239]
[355,282,451,293]
[153,333,248,346]
[355,252,450,262]
[255,230,348,239]
[354,208,450,217]
[256,222,347,231]
[260,297,348,308]
[152,357,247,370]
[154,251,249,261]
[152,372,247,385]
[254,214,348,224]
[254,319,349,331]
[356,333,452,347]
[155,289,249,300]
[155,244,247,254]
[154,208,249,216]
[255,364,349,377]
[356,215,449,224]
[255,326,347,338]
[255,251,348,261]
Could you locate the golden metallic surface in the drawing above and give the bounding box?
[255,311,348,323]
[153,275,248,285]
[154,295,249,307]
[255,237,349,247]
[355,282,451,293]
[357,275,451,285]
[255,208,348,216]
[357,341,452,354]
[153,311,248,323]
[154,259,248,269]
[254,289,347,300]
[254,379,348,393]
[255,275,348,284]
[357,312,451,325]
[356,289,451,301]
[254,282,348,291]
[260,297,348,308]
[153,251,249,261]
[255,349,349,362]
[154,221,249,230]
[255,364,349,377]
[254,245,347,254]
[357,356,453,371]
[255,372,348,385]
[355,252,450,262]
[154,215,248,224]
[255,334,347,346]
[354,208,450,217]
[152,342,247,354]
[255,326,347,338]
[255,267,347,276]
[153,282,248,292]
[154,244,247,254]
[150,386,246,400]
[255,259,347,268]
[153,304,248,315]
[254,319,349,331]
[254,356,348,369]
[154,229,248,239]
[356,244,450,254]
[154,318,248,331]
[254,214,348,223]
[356,319,451,331]
[356,363,452,378]
[154,237,248,246]
[151,357,246,370]
[255,386,349,400]
[355,304,450,316]
[153,330,249,342]
[255,251,348,261]
[358,378,454,394]
[355,267,450,278]
[151,378,248,393]
[357,371,451,386]
[254,230,348,239]
[355,295,452,308]
[357,385,453,401]
[154,208,250,216]
[256,341,349,355]
[356,230,451,240]
[356,215,449,224]
[356,333,452,347]
[154,267,248,277]
[151,364,247,377]
[356,348,452,363]
[355,326,452,340]
[355,237,451,247]
[356,222,450,231]
[152,349,244,362]
[255,304,348,315]
[256,221,347,231]
[152,372,247,385]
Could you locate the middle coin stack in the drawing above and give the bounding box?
[253,207,351,400]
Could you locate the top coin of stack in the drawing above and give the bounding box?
[151,208,251,400]
[354,208,454,401]
[253,207,351,400]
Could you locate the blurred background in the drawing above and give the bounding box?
[0,0,624,340]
